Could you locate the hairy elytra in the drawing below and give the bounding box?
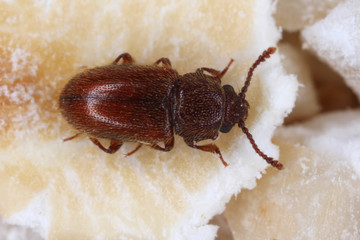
[59,47,283,170]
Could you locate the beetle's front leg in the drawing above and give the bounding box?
[112,53,134,65]
[89,138,123,154]
[154,57,172,68]
[150,137,174,152]
[185,140,228,167]
[196,59,234,83]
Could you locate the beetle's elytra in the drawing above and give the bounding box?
[59,47,283,170]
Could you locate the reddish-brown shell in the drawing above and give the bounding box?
[59,64,179,143]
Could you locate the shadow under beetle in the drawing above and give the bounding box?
[59,47,283,170]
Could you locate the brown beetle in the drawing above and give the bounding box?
[59,47,283,169]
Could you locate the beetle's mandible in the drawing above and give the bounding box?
[59,47,283,170]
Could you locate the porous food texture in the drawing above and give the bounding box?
[0,0,296,239]
[1,0,359,239]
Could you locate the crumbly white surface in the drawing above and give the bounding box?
[279,43,320,122]
[223,1,360,239]
[302,0,360,101]
[0,0,297,239]
[275,0,344,31]
[2,0,359,238]
[226,110,360,240]
[276,109,360,180]
[0,216,42,240]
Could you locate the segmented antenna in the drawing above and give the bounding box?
[238,47,283,170]
[239,47,276,102]
[240,122,283,170]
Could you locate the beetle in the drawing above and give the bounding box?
[59,47,283,170]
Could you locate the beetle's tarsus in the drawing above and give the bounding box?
[185,141,229,167]
[113,53,133,65]
[154,58,172,68]
[89,138,123,154]
[125,143,143,156]
[63,133,82,142]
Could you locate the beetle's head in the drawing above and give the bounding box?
[219,47,283,170]
[220,84,248,133]
[220,47,277,134]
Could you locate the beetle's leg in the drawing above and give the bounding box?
[89,138,123,154]
[185,140,229,167]
[154,58,172,68]
[63,133,82,142]
[196,59,234,83]
[150,137,174,152]
[196,67,221,81]
[125,143,143,156]
[112,53,134,65]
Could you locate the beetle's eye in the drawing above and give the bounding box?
[223,84,234,92]
[220,125,233,133]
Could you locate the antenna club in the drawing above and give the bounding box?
[268,47,277,54]
[239,47,277,101]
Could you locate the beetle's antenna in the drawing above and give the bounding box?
[239,121,283,170]
[239,47,276,102]
[238,47,282,170]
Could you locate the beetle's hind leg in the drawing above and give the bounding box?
[112,53,134,65]
[185,140,229,167]
[89,138,123,154]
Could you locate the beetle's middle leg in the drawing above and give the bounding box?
[89,138,123,154]
[112,53,134,65]
[185,140,229,167]
[150,137,174,152]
